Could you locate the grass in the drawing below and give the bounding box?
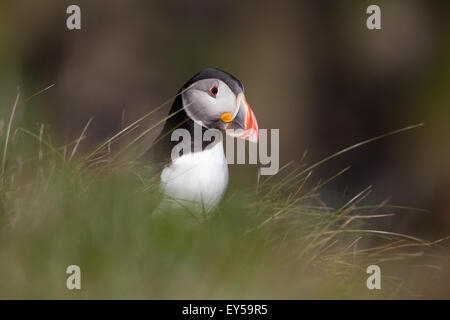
[0,89,448,299]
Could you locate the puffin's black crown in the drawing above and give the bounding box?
[182,68,244,95]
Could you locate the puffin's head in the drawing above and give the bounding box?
[181,68,259,143]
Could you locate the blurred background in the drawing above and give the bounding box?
[0,0,449,239]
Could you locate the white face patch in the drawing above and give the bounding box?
[181,79,238,129]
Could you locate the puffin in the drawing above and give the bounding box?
[146,68,259,215]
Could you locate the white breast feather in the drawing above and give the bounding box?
[159,142,229,214]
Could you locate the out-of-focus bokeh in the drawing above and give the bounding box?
[1,0,449,239]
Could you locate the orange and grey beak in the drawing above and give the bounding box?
[225,93,259,143]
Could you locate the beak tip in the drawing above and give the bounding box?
[246,125,259,143]
[248,135,258,143]
[227,95,259,143]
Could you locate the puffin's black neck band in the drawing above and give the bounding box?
[149,93,220,165]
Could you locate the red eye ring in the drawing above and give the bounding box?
[209,86,218,96]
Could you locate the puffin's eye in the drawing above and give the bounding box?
[209,86,218,97]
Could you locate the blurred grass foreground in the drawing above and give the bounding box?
[0,90,449,299]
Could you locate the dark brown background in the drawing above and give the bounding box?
[1,0,449,238]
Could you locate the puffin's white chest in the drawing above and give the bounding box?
[159,142,229,213]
